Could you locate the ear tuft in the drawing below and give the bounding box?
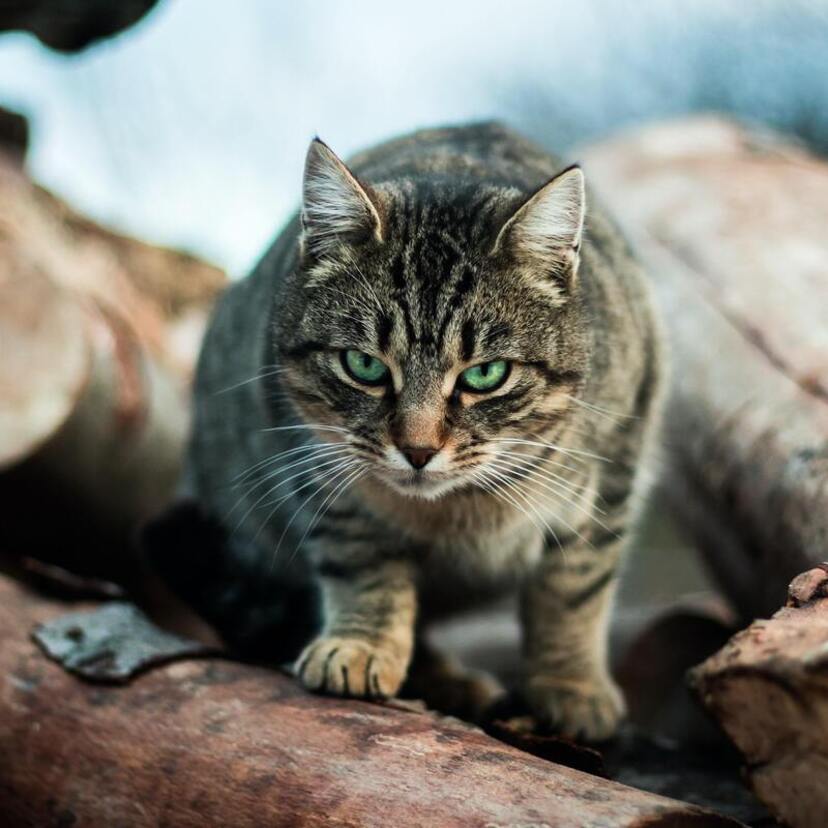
[494,165,586,291]
[301,138,383,259]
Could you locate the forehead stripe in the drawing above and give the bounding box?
[460,319,477,362]
[376,312,394,352]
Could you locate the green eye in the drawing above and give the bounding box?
[341,350,390,386]
[458,360,510,393]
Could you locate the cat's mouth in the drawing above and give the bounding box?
[377,467,465,500]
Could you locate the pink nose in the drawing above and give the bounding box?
[401,446,438,470]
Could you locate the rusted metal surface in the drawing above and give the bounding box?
[690,565,828,828]
[32,601,217,683]
[582,118,828,621]
[0,575,742,827]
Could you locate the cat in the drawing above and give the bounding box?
[155,122,663,740]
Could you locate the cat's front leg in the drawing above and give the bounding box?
[295,558,416,699]
[520,532,625,741]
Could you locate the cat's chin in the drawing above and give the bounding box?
[378,472,463,501]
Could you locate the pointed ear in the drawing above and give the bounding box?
[493,165,585,291]
[301,138,383,259]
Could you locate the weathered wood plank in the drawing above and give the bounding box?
[690,565,828,828]
[0,575,740,827]
[582,118,828,620]
[0,132,225,576]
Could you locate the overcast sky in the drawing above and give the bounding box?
[1,0,827,276]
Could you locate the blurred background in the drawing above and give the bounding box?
[3,0,828,277]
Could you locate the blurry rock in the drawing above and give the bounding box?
[0,0,160,52]
[0,117,225,576]
[582,118,828,622]
[616,594,737,745]
[690,565,828,828]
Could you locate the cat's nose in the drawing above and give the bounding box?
[401,446,438,470]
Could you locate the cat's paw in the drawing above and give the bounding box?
[524,674,625,741]
[295,636,408,699]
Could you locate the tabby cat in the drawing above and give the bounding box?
[176,123,663,740]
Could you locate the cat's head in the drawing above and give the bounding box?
[275,138,589,500]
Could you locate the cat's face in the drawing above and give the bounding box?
[276,140,588,500]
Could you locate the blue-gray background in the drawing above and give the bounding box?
[1,0,826,276]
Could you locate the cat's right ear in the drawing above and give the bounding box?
[492,165,585,296]
[300,138,383,260]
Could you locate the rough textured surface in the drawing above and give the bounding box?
[32,601,216,683]
[582,118,828,621]
[0,575,742,827]
[690,565,828,828]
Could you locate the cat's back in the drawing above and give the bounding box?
[348,121,564,191]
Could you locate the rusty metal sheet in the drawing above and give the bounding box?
[32,601,216,683]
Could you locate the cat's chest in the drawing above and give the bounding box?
[360,481,555,589]
[418,519,544,596]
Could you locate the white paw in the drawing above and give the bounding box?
[295,636,408,699]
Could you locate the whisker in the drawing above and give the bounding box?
[313,282,376,319]
[233,451,354,532]
[565,395,638,422]
[473,467,566,560]
[253,456,358,548]
[226,445,345,519]
[491,447,586,477]
[491,437,612,464]
[340,247,384,314]
[491,467,581,558]
[215,365,286,395]
[488,459,611,533]
[234,444,352,500]
[491,455,604,512]
[483,465,558,540]
[261,423,349,435]
[290,463,367,563]
[488,460,607,550]
[470,466,550,546]
[269,459,362,570]
[233,441,342,484]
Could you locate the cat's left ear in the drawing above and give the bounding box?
[301,138,383,260]
[493,165,585,291]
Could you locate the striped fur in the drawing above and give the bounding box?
[185,122,664,740]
